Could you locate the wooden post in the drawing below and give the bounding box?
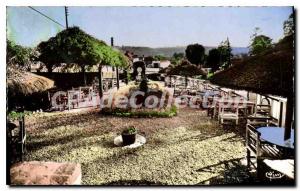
[68,91,70,110]
[284,95,294,140]
[124,69,128,85]
[98,65,103,99]
[81,65,86,86]
[116,66,120,89]
[279,101,283,126]
[110,37,119,89]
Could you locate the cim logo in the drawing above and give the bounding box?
[265,171,284,180]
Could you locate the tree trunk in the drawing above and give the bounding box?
[81,65,86,86]
[124,69,128,85]
[98,65,103,99]
[47,66,53,74]
[185,76,188,88]
[284,94,294,140]
[116,66,120,89]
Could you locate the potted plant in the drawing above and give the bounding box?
[121,126,137,145]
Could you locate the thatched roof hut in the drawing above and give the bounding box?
[210,35,294,97]
[210,35,294,139]
[7,66,54,96]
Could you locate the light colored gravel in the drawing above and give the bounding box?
[24,108,249,185]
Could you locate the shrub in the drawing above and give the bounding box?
[102,105,177,118]
[122,126,137,134]
[7,111,32,121]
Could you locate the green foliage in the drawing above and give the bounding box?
[37,27,129,73]
[173,52,184,60]
[126,70,132,82]
[153,54,168,61]
[217,38,232,69]
[284,13,294,36]
[7,40,34,70]
[103,105,177,118]
[37,37,62,72]
[249,28,273,56]
[166,60,205,77]
[206,71,214,79]
[7,110,32,121]
[170,52,184,65]
[185,44,205,66]
[122,126,137,134]
[206,48,221,72]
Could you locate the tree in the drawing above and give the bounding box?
[153,55,168,61]
[249,28,272,56]
[206,48,221,72]
[37,37,62,73]
[218,38,233,69]
[7,40,34,71]
[185,44,205,66]
[170,52,184,65]
[283,13,294,36]
[37,27,129,99]
[173,52,184,60]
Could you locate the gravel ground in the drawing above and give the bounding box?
[24,107,251,185]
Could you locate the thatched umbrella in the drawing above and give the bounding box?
[210,35,294,140]
[7,66,54,96]
[165,60,207,87]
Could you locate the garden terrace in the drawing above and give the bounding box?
[24,107,250,185]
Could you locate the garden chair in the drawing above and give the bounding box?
[246,124,286,182]
[218,105,239,125]
[256,104,271,116]
[255,97,271,116]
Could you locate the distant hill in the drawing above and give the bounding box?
[117,46,249,57]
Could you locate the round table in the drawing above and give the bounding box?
[257,127,294,149]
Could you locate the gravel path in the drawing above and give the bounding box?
[24,107,251,185]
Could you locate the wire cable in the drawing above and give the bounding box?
[28,6,65,28]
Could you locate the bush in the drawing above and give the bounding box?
[122,126,137,134]
[102,105,177,118]
[7,111,32,121]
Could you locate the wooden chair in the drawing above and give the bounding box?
[246,124,283,179]
[247,114,279,128]
[218,105,239,125]
[256,104,271,116]
[256,97,271,116]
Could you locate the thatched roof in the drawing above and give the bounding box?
[7,66,54,96]
[162,60,207,76]
[210,35,294,97]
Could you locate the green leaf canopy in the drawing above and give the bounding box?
[37,26,129,70]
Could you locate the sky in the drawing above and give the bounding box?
[7,6,293,48]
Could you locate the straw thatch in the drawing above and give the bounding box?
[210,35,294,97]
[7,66,54,96]
[163,60,207,76]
